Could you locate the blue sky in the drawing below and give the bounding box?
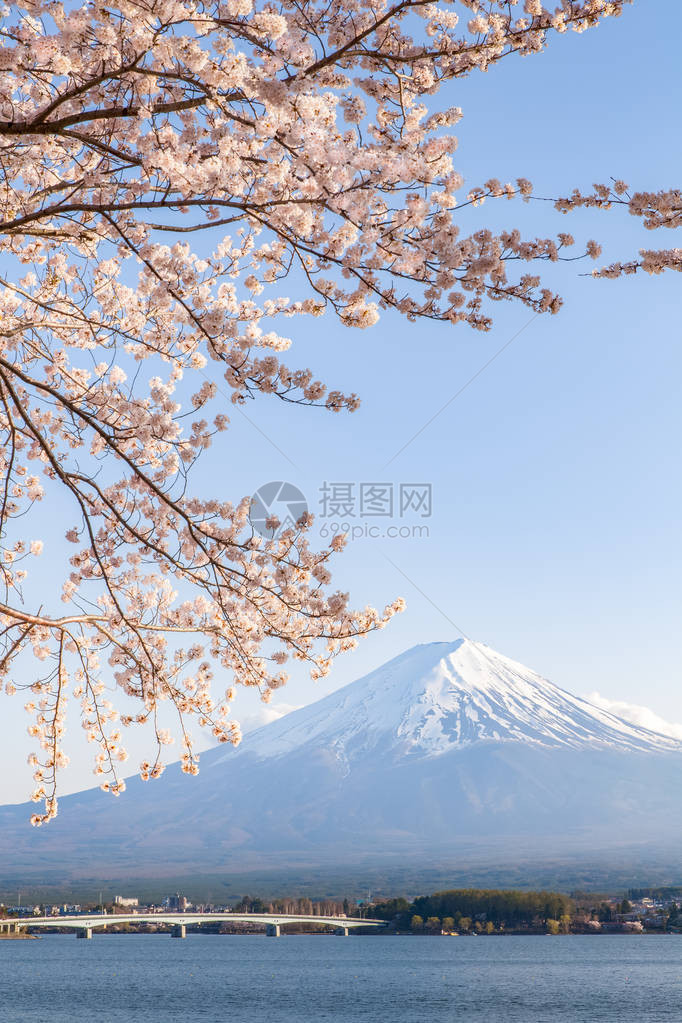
[1,2,681,803]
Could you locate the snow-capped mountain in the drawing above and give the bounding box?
[213,639,679,762]
[2,638,682,882]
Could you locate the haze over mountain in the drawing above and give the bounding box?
[3,639,682,883]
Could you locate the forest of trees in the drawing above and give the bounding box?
[233,895,352,918]
[367,889,574,933]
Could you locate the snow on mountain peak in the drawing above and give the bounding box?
[213,638,681,766]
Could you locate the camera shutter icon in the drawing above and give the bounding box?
[249,481,308,539]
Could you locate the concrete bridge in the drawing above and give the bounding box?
[4,912,387,940]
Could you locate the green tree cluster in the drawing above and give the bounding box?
[369,888,574,933]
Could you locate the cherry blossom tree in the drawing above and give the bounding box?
[0,0,676,823]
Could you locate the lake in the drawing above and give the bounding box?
[1,933,680,1022]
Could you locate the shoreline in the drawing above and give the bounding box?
[8,929,678,939]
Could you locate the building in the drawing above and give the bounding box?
[113,896,139,908]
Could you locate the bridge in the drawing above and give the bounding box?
[1,912,388,940]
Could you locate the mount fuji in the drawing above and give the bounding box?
[3,638,682,882]
[227,638,680,759]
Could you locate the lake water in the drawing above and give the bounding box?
[1,933,681,1022]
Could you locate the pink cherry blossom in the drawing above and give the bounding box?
[0,0,672,824]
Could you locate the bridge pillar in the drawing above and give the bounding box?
[266,924,281,937]
[77,928,93,940]
[172,924,186,939]
[335,926,349,937]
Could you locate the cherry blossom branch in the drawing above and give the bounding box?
[1,0,667,824]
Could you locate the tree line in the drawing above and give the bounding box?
[233,895,354,918]
[628,887,682,901]
[366,889,574,933]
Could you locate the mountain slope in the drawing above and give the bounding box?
[210,639,679,762]
[2,638,682,881]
